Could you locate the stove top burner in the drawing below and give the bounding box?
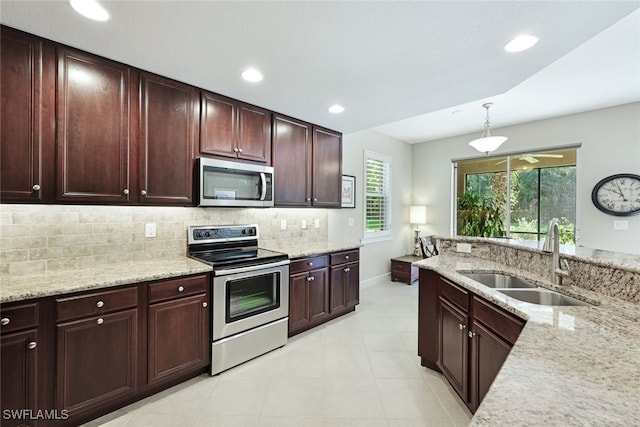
[187,224,288,270]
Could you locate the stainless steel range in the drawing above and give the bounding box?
[187,224,289,375]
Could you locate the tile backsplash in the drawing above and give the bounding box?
[0,204,327,275]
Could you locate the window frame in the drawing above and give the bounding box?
[362,149,392,244]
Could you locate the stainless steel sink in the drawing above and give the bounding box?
[497,289,592,306]
[461,273,539,289]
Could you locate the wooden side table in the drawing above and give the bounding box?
[391,255,423,284]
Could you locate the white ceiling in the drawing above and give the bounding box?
[1,1,639,143]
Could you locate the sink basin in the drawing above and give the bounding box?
[497,289,592,306]
[461,273,539,289]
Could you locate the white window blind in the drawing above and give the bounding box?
[364,150,391,242]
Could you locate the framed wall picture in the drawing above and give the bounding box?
[341,175,356,208]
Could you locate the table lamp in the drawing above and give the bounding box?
[410,205,427,256]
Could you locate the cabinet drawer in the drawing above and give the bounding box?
[391,261,412,274]
[148,275,208,304]
[473,297,524,345]
[56,286,138,322]
[0,302,38,334]
[330,250,359,265]
[290,255,328,274]
[439,277,469,312]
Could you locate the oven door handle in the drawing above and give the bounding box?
[214,259,290,276]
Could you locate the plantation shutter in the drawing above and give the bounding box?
[364,150,391,237]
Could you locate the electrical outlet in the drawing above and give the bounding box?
[348,217,354,226]
[613,220,628,230]
[145,223,156,238]
[314,219,320,229]
[456,243,472,253]
[301,219,307,229]
[280,219,287,230]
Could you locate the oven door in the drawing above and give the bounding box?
[212,260,289,341]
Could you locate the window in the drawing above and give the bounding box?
[364,150,391,242]
[455,148,577,245]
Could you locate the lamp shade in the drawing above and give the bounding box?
[468,136,507,154]
[409,205,427,225]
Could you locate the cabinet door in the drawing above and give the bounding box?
[139,72,198,205]
[288,271,310,334]
[272,115,311,206]
[56,309,137,417]
[238,104,271,163]
[56,47,131,203]
[311,127,342,207]
[344,261,360,309]
[418,270,440,370]
[308,268,329,323]
[200,91,237,158]
[438,297,468,402]
[0,28,54,203]
[147,293,208,385]
[329,265,347,313]
[469,320,511,412]
[1,329,38,427]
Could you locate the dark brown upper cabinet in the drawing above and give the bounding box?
[138,72,199,205]
[56,47,132,203]
[200,91,271,164]
[272,114,342,207]
[0,27,55,203]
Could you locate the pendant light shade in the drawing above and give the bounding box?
[468,103,507,154]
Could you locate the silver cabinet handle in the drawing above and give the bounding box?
[141,190,147,196]
[308,262,313,266]
[32,184,41,191]
[202,302,208,308]
[97,318,104,325]
[1,318,9,326]
[96,301,104,308]
[123,189,129,195]
[28,341,37,350]
[345,255,350,260]
[238,148,243,153]
[233,147,239,153]
[178,286,185,292]
[458,324,466,330]
[306,198,311,202]
[468,331,476,338]
[314,198,318,202]
[344,267,350,272]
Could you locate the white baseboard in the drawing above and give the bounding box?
[359,272,391,289]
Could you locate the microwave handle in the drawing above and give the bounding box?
[259,172,267,201]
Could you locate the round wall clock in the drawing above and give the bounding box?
[591,173,640,216]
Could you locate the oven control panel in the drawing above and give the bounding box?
[188,224,259,244]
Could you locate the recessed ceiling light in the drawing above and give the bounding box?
[328,104,345,114]
[69,0,110,21]
[504,34,539,53]
[241,68,263,83]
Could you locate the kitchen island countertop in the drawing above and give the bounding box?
[414,254,640,426]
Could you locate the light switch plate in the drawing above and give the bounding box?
[314,219,320,228]
[301,219,307,229]
[280,219,287,230]
[456,243,472,253]
[348,217,354,226]
[145,223,156,238]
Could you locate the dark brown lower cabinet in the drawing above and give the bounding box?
[1,329,39,427]
[418,269,525,413]
[55,309,138,417]
[288,267,329,335]
[147,291,209,385]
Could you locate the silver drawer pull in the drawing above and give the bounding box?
[1,318,9,326]
[345,255,349,260]
[202,302,208,308]
[33,184,41,191]
[308,262,313,266]
[458,323,466,330]
[468,331,476,338]
[28,342,37,350]
[141,190,147,196]
[123,189,129,195]
[178,286,185,292]
[96,301,104,308]
[97,318,104,325]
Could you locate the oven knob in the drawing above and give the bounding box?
[242,229,246,235]
[204,231,211,237]
[195,231,202,239]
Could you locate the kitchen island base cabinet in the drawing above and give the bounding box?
[418,269,525,413]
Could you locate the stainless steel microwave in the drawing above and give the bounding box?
[197,158,274,207]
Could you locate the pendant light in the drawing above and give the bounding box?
[468,103,507,154]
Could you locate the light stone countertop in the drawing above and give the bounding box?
[266,241,362,259]
[0,258,212,303]
[414,254,640,426]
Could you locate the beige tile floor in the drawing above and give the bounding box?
[84,279,472,427]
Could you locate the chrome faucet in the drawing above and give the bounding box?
[542,220,570,285]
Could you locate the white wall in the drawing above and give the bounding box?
[328,130,413,282]
[412,102,640,255]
